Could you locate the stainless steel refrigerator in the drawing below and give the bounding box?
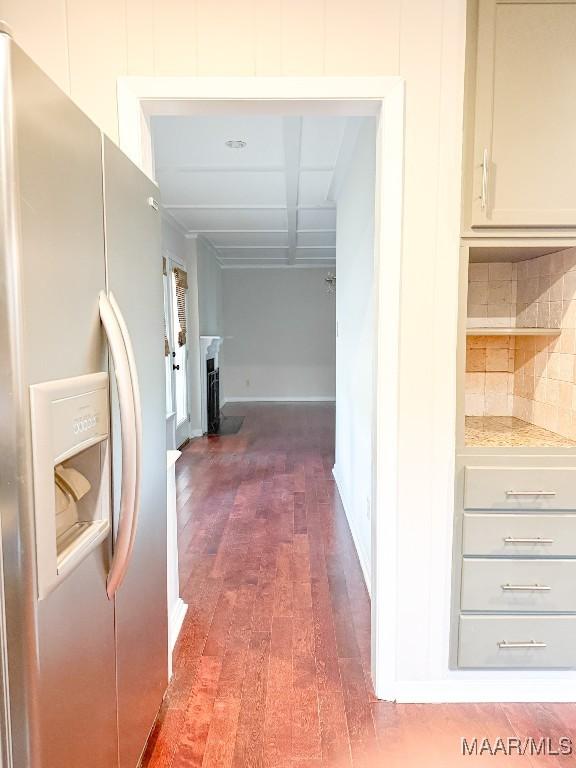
[0,32,168,768]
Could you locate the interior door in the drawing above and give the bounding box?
[166,257,191,447]
[163,266,177,449]
[471,0,576,228]
[102,137,168,768]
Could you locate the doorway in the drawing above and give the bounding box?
[117,77,405,700]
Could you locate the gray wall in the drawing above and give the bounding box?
[197,237,223,337]
[221,267,336,402]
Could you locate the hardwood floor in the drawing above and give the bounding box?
[142,403,576,767]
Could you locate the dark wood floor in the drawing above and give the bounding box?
[142,403,576,767]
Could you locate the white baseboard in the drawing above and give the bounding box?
[223,396,336,403]
[392,678,576,703]
[332,465,371,596]
[168,598,188,679]
[189,428,203,438]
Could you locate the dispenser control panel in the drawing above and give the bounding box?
[51,386,108,462]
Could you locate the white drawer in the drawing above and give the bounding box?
[461,558,576,612]
[459,615,576,669]
[463,513,576,557]
[464,466,576,511]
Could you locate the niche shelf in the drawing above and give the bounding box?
[466,327,561,337]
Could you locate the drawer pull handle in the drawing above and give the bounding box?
[503,537,554,545]
[505,490,556,497]
[501,583,551,592]
[498,640,547,650]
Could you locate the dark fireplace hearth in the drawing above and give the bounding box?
[207,358,220,434]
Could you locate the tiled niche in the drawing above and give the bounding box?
[465,247,576,439]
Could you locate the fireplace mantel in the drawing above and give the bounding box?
[199,336,223,434]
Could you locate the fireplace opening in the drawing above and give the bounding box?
[207,357,220,435]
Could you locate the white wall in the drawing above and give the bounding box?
[161,213,186,264]
[196,236,223,337]
[0,0,486,701]
[333,119,376,586]
[221,268,336,402]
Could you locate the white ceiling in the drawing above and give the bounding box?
[151,114,367,267]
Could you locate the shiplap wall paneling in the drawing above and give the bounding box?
[126,0,154,74]
[66,0,127,139]
[0,0,69,90]
[324,0,400,74]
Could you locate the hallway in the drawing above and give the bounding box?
[142,404,576,768]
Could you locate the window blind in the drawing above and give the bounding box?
[173,266,188,347]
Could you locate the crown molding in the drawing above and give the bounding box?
[220,263,336,270]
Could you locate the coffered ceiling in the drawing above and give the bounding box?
[151,114,366,267]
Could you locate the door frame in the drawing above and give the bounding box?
[116,75,405,700]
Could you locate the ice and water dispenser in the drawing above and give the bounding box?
[30,372,111,598]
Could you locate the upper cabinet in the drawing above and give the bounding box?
[470,0,576,229]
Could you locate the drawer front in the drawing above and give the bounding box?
[464,466,576,511]
[461,559,576,612]
[458,615,576,669]
[463,514,576,557]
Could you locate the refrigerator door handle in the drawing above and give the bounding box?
[109,292,143,580]
[99,291,142,598]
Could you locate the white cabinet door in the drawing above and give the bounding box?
[471,0,576,228]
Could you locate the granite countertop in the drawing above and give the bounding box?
[465,416,576,448]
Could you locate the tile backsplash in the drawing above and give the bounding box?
[465,247,576,439]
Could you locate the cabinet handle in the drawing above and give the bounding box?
[505,490,556,497]
[503,537,554,545]
[501,583,551,592]
[498,640,547,650]
[481,148,489,210]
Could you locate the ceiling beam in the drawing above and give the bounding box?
[162,203,335,210]
[282,117,303,265]
[186,228,288,234]
[164,203,286,210]
[216,246,288,251]
[187,229,334,240]
[216,245,333,250]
